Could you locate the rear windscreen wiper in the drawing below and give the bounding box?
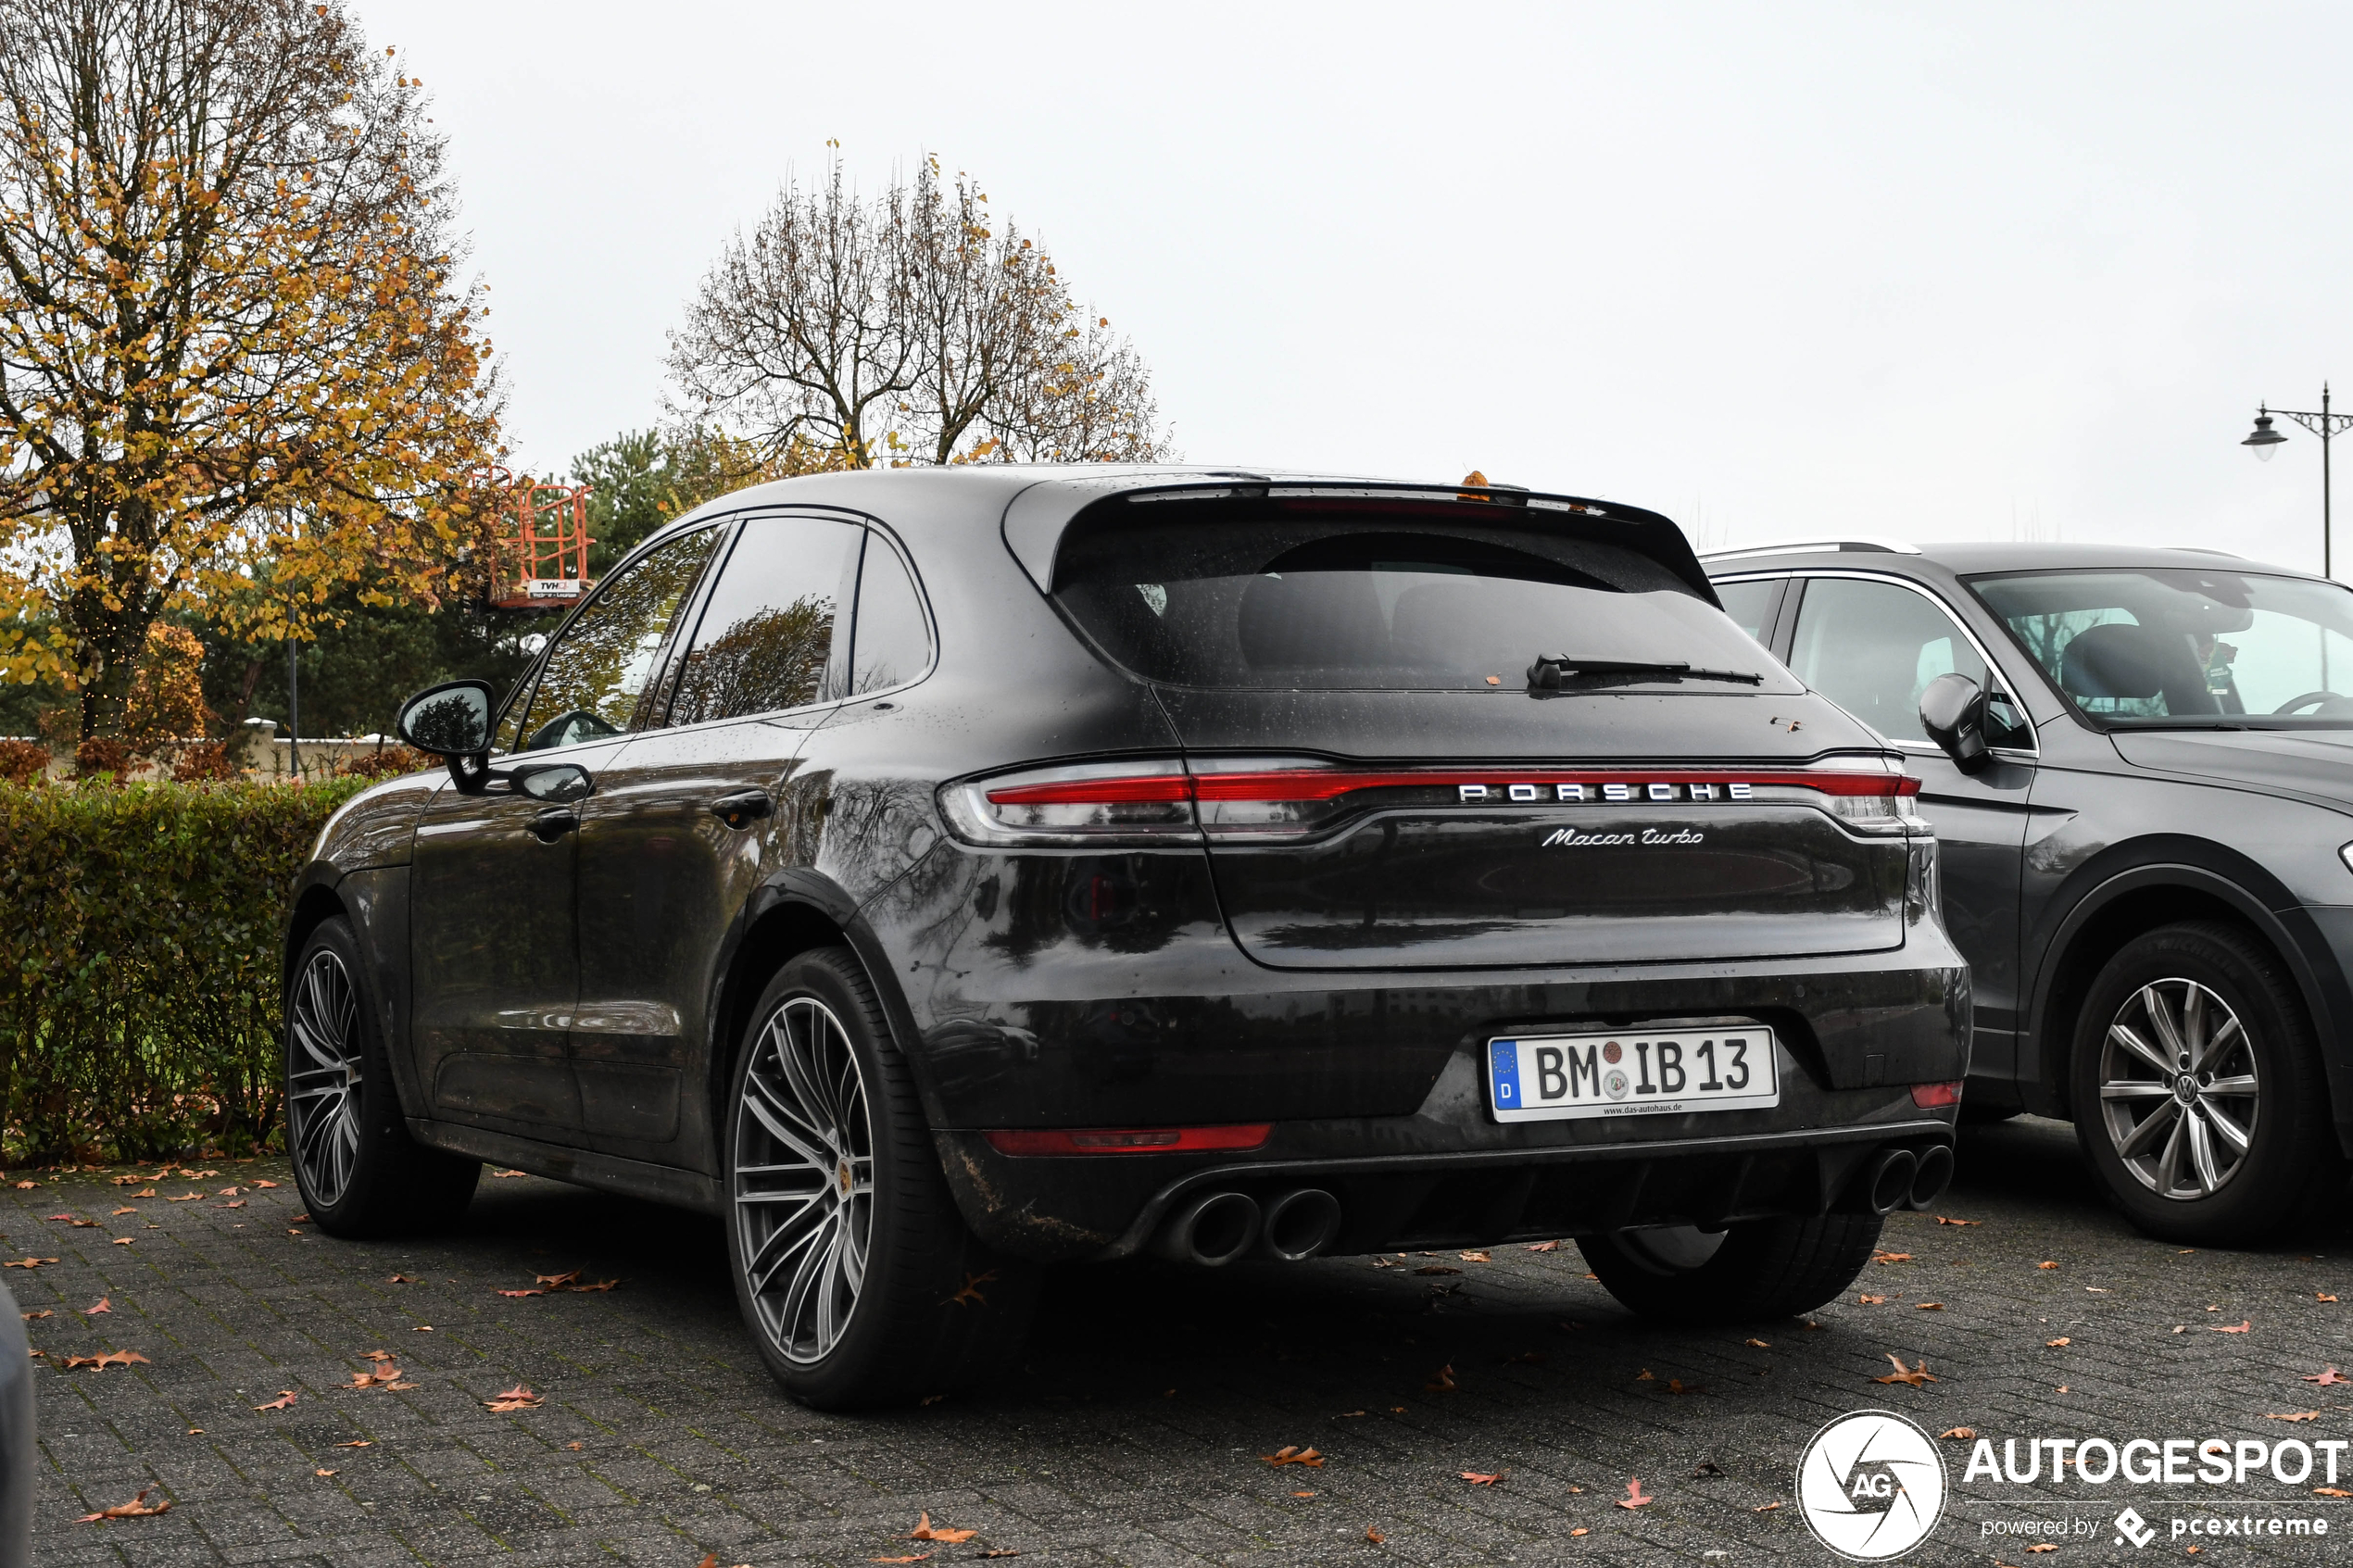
[1527,656,1763,692]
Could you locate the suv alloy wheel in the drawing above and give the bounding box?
[2071,922,2344,1244]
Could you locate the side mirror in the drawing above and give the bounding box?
[1919,671,1992,774]
[396,679,497,793]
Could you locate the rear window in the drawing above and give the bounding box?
[1051,506,1797,693]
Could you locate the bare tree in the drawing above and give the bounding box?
[666,154,1166,469]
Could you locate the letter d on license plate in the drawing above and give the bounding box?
[1487,1026,1780,1123]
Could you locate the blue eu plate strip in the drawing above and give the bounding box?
[1489,1039,1521,1110]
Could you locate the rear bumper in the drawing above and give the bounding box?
[936,1065,1959,1262]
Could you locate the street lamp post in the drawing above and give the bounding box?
[2244,384,2353,579]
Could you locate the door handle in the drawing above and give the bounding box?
[531,807,577,843]
[709,790,774,830]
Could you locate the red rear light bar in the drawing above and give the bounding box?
[984,1123,1273,1156]
[988,767,1920,807]
[1909,1081,1963,1108]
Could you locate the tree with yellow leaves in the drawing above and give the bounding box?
[0,0,502,739]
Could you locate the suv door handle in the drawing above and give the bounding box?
[709,790,774,830]
[531,807,577,843]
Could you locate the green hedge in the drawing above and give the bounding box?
[0,777,369,1164]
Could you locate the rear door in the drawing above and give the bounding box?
[568,513,866,1163]
[1050,500,1917,971]
[1783,572,2036,1074]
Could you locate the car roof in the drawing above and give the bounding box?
[655,464,1719,597]
[1701,538,2322,582]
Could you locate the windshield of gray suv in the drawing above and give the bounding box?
[1971,567,2353,726]
[1052,509,1803,693]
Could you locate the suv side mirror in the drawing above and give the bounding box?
[396,679,497,792]
[1919,671,1992,774]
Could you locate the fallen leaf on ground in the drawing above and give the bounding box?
[1873,1354,1938,1386]
[2306,1367,2349,1385]
[19,1311,49,1320]
[492,1169,526,1178]
[565,1441,583,1450]
[1916,1302,1945,1311]
[2046,1337,2070,1348]
[1635,1369,1655,1381]
[1744,1337,1770,1348]
[76,1486,170,1522]
[219,1200,245,1209]
[291,1213,311,1223]
[9,1180,31,1189]
[907,1512,978,1542]
[1856,1294,1888,1305]
[1461,1470,1505,1486]
[2027,1547,2057,1555]
[1617,1476,1654,1508]
[1941,1427,1977,1440]
[2320,1293,2339,1303]
[1426,1364,1456,1392]
[1413,1265,1460,1276]
[167,1192,201,1202]
[59,1349,148,1370]
[870,1558,930,1565]
[1753,1500,1781,1512]
[1524,1240,1560,1252]
[82,1298,108,1314]
[131,1188,155,1198]
[362,1349,396,1362]
[2268,1411,2324,1422]
[1934,1216,1982,1225]
[2038,1260,2058,1270]
[387,1273,416,1284]
[1365,1527,1386,1544]
[332,1440,371,1448]
[2317,1486,2352,1498]
[496,1288,546,1298]
[949,1270,996,1307]
[314,1468,338,1477]
[2212,1320,2252,1334]
[1872,1251,1914,1264]
[111,1207,134,1216]
[1666,1378,1700,1395]
[253,1391,296,1411]
[535,1270,580,1289]
[111,1236,133,1246]
[2,1258,58,1269]
[485,1385,544,1411]
[254,1180,278,1188]
[1261,1446,1323,1467]
[1457,1250,1491,1263]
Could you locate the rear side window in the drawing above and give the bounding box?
[848,533,930,695]
[1052,508,1796,693]
[666,516,862,725]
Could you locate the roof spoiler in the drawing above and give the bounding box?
[1001,475,1718,605]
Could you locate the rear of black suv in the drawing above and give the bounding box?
[892,480,1969,1329]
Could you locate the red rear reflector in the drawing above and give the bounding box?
[983,1124,1273,1157]
[1909,1081,1963,1108]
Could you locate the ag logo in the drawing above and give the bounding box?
[1795,1409,1947,1560]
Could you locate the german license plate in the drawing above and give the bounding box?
[1486,1025,1780,1123]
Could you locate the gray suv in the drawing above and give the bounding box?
[1705,541,2353,1243]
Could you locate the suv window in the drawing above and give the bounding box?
[507,525,723,751]
[665,516,862,726]
[1790,576,2030,747]
[849,533,930,696]
[1054,509,1796,692]
[1714,577,1783,644]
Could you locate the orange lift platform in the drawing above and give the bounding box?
[482,470,597,609]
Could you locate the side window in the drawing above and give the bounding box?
[1789,577,2029,748]
[666,516,863,726]
[849,533,931,695]
[1712,578,1784,646]
[511,526,723,751]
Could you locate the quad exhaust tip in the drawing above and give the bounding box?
[1154,1191,1261,1267]
[1863,1148,1919,1216]
[1906,1143,1955,1210]
[1257,1188,1341,1262]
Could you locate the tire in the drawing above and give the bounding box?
[724,947,1037,1411]
[2070,921,2344,1246]
[285,918,480,1237]
[1579,1213,1885,1325]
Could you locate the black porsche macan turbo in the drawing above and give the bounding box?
[285,468,1968,1408]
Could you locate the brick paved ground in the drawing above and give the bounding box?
[9,1116,2353,1566]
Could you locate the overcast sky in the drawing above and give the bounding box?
[364,1,2353,572]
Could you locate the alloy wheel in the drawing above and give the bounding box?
[2097,977,2260,1200]
[733,996,875,1364]
[286,947,363,1207]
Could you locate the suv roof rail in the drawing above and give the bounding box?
[1699,536,1921,561]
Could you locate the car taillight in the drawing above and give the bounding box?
[938,758,1929,847]
[1909,1081,1963,1108]
[983,1124,1273,1156]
